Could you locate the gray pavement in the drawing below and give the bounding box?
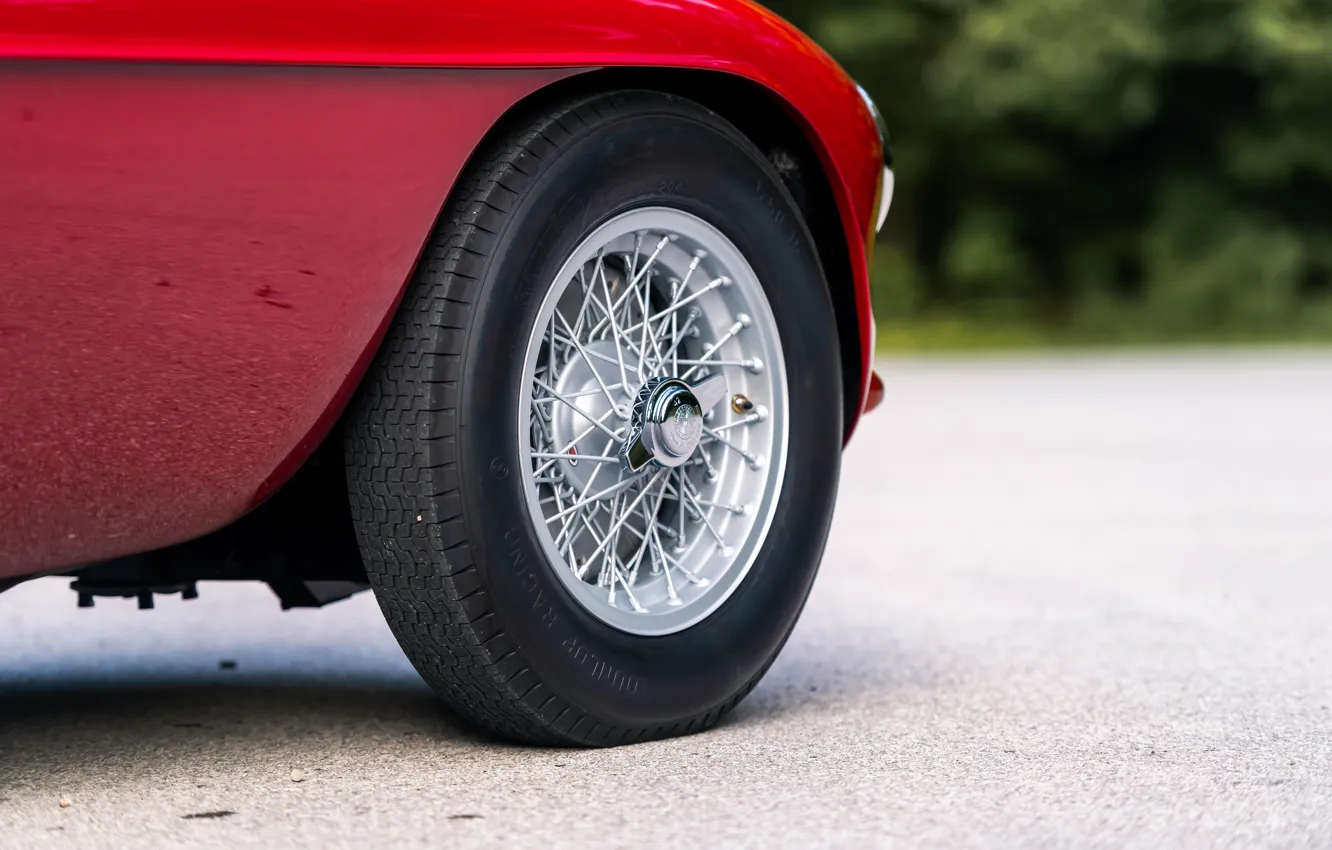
[2,352,1331,849]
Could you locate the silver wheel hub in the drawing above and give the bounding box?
[519,208,789,636]
[548,339,632,495]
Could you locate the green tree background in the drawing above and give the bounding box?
[764,0,1332,348]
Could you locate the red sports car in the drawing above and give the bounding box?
[1,0,891,745]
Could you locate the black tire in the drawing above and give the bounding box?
[344,90,842,746]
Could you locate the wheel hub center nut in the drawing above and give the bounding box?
[620,374,727,472]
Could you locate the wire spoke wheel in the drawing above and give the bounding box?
[519,208,788,635]
[348,90,842,745]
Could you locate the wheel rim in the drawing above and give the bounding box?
[518,208,790,636]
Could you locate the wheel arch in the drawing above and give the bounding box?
[470,68,867,441]
[259,68,868,518]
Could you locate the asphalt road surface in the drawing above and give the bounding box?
[3,352,1331,849]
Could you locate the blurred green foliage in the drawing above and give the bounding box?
[764,0,1332,347]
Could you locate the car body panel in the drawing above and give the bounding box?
[0,65,570,578]
[0,0,881,580]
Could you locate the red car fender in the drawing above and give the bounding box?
[1,0,882,416]
[0,0,880,577]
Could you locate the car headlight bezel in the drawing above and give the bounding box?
[857,85,894,234]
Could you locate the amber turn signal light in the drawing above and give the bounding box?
[864,371,885,414]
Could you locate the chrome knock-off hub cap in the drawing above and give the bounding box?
[518,208,788,636]
[620,374,727,473]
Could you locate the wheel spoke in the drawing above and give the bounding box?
[544,476,639,524]
[671,359,756,369]
[650,523,709,586]
[598,259,635,396]
[559,432,618,547]
[700,425,761,468]
[645,311,698,378]
[553,309,622,410]
[533,383,625,404]
[580,469,666,565]
[696,445,720,480]
[625,475,670,586]
[532,378,624,445]
[709,411,763,433]
[679,317,748,383]
[571,253,604,341]
[550,334,646,378]
[679,479,729,552]
[675,467,688,553]
[621,275,727,337]
[531,406,620,478]
[530,452,621,463]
